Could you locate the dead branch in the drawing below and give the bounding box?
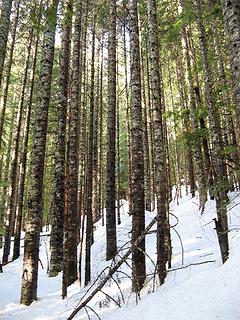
[168,259,216,272]
[111,275,125,303]
[85,305,101,320]
[100,289,121,307]
[67,215,158,320]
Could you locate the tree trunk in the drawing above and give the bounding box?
[85,18,96,286]
[194,0,229,263]
[147,0,168,284]
[20,0,59,305]
[106,0,117,261]
[50,0,72,277]
[62,0,79,293]
[129,0,146,292]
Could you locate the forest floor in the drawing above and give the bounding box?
[1,188,240,320]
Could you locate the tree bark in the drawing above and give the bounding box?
[106,0,117,261]
[129,0,146,292]
[50,0,72,277]
[85,17,96,286]
[147,0,169,284]
[194,0,229,263]
[20,0,59,305]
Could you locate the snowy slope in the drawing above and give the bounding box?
[1,190,240,320]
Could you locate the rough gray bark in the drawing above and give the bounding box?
[50,0,72,277]
[129,0,146,292]
[106,0,117,261]
[147,0,169,284]
[221,0,240,126]
[20,0,59,305]
[0,0,13,90]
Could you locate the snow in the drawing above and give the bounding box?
[1,189,240,320]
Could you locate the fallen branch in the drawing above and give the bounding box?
[67,215,158,320]
[168,260,216,272]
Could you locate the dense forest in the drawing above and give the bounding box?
[0,0,240,317]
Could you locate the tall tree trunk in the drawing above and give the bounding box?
[194,0,229,263]
[147,0,168,284]
[77,0,88,286]
[62,0,79,294]
[106,0,117,261]
[92,43,100,224]
[0,0,13,90]
[123,15,133,214]
[85,18,96,286]
[50,0,72,277]
[20,0,59,305]
[129,0,146,292]
[141,39,152,212]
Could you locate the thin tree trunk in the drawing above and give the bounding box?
[85,18,96,285]
[106,0,117,261]
[123,16,132,214]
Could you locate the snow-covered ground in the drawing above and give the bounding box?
[1,189,240,320]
